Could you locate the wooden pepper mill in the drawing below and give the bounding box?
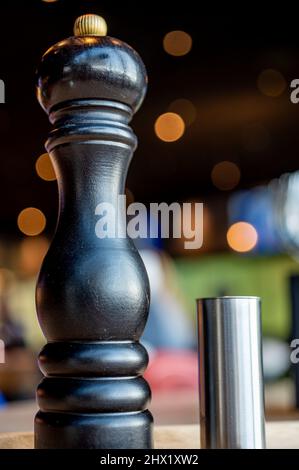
[34,14,153,449]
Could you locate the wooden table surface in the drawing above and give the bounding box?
[0,422,299,449]
[0,397,299,448]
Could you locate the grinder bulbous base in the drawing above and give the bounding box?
[35,340,153,449]
[35,410,153,449]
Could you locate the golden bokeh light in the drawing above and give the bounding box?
[163,31,192,56]
[17,208,46,237]
[154,112,185,142]
[168,99,196,126]
[257,69,286,97]
[211,161,241,191]
[227,222,258,253]
[35,153,56,181]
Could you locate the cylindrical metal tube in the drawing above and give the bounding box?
[197,296,266,449]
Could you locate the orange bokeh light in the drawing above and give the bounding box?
[257,69,286,97]
[227,222,258,253]
[35,153,56,181]
[154,112,185,142]
[211,161,241,191]
[17,208,46,237]
[163,31,192,56]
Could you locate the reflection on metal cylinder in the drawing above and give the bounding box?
[197,296,266,449]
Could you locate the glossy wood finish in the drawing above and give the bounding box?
[34,32,152,448]
[36,36,147,114]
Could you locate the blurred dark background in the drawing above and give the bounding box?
[1,4,299,233]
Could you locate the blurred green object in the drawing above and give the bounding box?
[175,253,299,339]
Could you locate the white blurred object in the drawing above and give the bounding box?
[139,249,164,297]
[139,249,196,350]
[263,337,290,381]
[271,171,299,257]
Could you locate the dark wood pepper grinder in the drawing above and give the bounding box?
[34,14,153,449]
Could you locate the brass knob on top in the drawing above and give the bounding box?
[74,14,107,37]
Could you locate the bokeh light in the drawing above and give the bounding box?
[155,112,185,142]
[168,99,196,126]
[227,222,258,253]
[17,208,46,237]
[163,31,192,56]
[35,153,56,181]
[211,161,241,191]
[257,69,286,97]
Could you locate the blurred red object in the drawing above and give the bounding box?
[144,350,198,392]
